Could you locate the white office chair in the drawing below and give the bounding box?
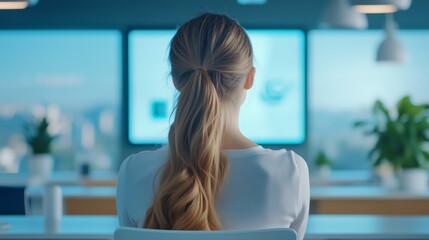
[114,227,296,240]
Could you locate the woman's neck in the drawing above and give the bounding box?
[221,102,258,150]
[221,119,258,150]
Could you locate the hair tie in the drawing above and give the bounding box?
[194,67,207,72]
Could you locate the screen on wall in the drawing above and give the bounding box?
[128,29,306,145]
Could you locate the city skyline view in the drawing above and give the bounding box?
[0,30,121,172]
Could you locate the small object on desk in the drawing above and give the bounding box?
[315,166,331,180]
[44,185,63,221]
[0,221,11,232]
[80,162,91,178]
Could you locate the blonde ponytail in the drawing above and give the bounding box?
[144,13,253,230]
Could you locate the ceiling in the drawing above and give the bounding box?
[0,0,428,29]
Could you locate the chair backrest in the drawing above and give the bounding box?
[114,227,296,240]
[0,186,26,215]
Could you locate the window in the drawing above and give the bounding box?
[309,30,429,169]
[0,30,121,172]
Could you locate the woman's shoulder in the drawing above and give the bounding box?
[225,146,307,166]
[119,146,168,178]
[124,145,168,162]
[266,148,308,177]
[266,148,308,176]
[116,146,168,227]
[224,146,308,180]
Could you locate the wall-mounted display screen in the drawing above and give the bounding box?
[128,29,306,145]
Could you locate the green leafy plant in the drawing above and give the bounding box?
[24,117,55,154]
[315,151,332,168]
[354,96,429,171]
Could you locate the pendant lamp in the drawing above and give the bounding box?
[0,0,38,10]
[321,0,368,29]
[376,14,405,63]
[352,0,412,13]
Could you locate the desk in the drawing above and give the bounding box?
[26,186,116,215]
[310,170,376,186]
[1,215,429,240]
[25,185,429,215]
[3,170,428,215]
[311,186,429,215]
[0,172,117,215]
[0,171,117,187]
[307,215,429,239]
[0,216,117,240]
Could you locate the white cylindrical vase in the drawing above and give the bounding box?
[28,154,53,180]
[399,169,428,193]
[317,166,331,180]
[44,185,63,221]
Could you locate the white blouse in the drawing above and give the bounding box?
[116,146,309,240]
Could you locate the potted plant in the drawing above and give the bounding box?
[315,150,332,179]
[24,116,55,179]
[355,96,429,193]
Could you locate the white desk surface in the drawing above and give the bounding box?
[0,171,117,187]
[311,185,429,199]
[1,215,429,240]
[2,170,429,201]
[307,215,429,240]
[310,170,376,186]
[24,185,429,200]
[26,186,116,198]
[0,215,117,240]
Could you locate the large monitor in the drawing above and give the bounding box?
[128,28,306,145]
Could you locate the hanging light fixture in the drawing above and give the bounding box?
[351,0,412,14]
[376,14,405,63]
[237,0,267,5]
[321,0,368,29]
[0,0,38,10]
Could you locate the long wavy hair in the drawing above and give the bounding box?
[143,13,253,230]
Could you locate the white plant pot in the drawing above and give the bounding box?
[317,165,331,180]
[28,154,53,180]
[398,168,428,193]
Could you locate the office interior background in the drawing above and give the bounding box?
[0,0,428,175]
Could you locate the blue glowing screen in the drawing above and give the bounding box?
[128,29,306,145]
